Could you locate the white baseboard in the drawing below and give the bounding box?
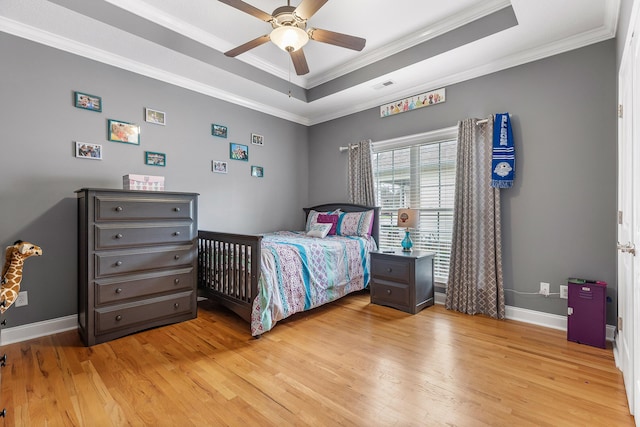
[0,295,616,345]
[434,292,616,342]
[1,315,77,345]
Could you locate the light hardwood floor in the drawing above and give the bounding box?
[1,291,634,426]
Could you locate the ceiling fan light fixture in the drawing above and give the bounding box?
[270,26,309,52]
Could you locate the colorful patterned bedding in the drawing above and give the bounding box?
[250,231,377,336]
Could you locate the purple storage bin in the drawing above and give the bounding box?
[567,278,607,349]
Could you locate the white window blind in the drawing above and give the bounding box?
[372,127,457,283]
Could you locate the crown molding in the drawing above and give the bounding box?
[0,15,312,126]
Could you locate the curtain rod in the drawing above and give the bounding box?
[476,113,512,125]
[339,145,355,152]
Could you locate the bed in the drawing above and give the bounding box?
[197,203,380,336]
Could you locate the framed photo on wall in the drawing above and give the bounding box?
[230,143,248,161]
[145,151,166,166]
[212,160,228,173]
[212,124,228,138]
[145,108,166,125]
[108,119,140,145]
[251,133,264,146]
[74,91,102,112]
[75,141,102,159]
[251,165,264,178]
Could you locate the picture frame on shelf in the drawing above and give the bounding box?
[108,119,140,145]
[74,91,102,112]
[251,133,264,146]
[251,165,264,178]
[212,160,228,174]
[145,151,166,166]
[75,141,102,160]
[212,124,228,138]
[145,108,166,125]
[230,142,248,161]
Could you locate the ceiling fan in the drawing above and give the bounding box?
[219,0,366,75]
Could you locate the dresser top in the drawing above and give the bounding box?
[76,188,199,196]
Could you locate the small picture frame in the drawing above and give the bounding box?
[251,165,264,178]
[108,119,140,145]
[145,108,166,125]
[230,143,248,161]
[145,151,166,167]
[212,160,228,174]
[75,141,102,160]
[212,124,228,138]
[251,133,264,146]
[74,91,102,112]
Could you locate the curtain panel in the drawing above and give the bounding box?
[348,139,376,206]
[445,117,505,319]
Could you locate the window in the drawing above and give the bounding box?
[372,127,457,284]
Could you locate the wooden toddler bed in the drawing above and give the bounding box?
[197,203,380,335]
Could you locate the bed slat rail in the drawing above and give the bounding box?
[197,230,262,322]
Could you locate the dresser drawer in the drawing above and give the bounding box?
[95,245,194,277]
[95,291,193,334]
[371,257,411,283]
[95,224,194,249]
[371,280,410,307]
[95,268,193,305]
[95,196,194,221]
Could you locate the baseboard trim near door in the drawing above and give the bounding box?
[1,315,77,345]
[434,292,616,341]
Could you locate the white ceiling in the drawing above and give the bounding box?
[0,0,619,125]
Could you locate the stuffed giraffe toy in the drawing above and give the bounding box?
[1,240,42,313]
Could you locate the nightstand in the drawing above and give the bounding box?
[370,250,434,314]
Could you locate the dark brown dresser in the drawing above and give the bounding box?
[76,188,198,346]
[370,250,434,314]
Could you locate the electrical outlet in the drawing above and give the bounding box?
[539,282,550,297]
[560,285,568,299]
[15,291,28,307]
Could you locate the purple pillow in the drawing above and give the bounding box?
[317,214,339,235]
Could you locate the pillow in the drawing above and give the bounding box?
[337,210,375,237]
[317,214,339,235]
[306,223,332,238]
[305,208,342,231]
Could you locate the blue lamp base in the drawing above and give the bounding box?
[401,229,413,252]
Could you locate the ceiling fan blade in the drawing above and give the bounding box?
[224,34,270,57]
[218,0,273,22]
[293,0,328,20]
[289,48,310,75]
[309,28,366,51]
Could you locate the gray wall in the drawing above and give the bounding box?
[308,40,618,325]
[0,33,308,327]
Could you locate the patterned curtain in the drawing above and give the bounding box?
[445,117,505,319]
[348,139,376,206]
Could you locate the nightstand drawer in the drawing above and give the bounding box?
[371,280,410,307]
[371,258,411,283]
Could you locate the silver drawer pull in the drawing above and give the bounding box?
[115,206,123,212]
[115,288,122,294]
[173,303,180,309]
[173,231,181,236]
[115,315,122,321]
[174,278,180,285]
[115,261,123,266]
[387,268,393,273]
[174,207,181,212]
[115,233,123,239]
[386,289,391,295]
[174,255,180,260]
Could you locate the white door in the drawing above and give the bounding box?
[618,16,640,418]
